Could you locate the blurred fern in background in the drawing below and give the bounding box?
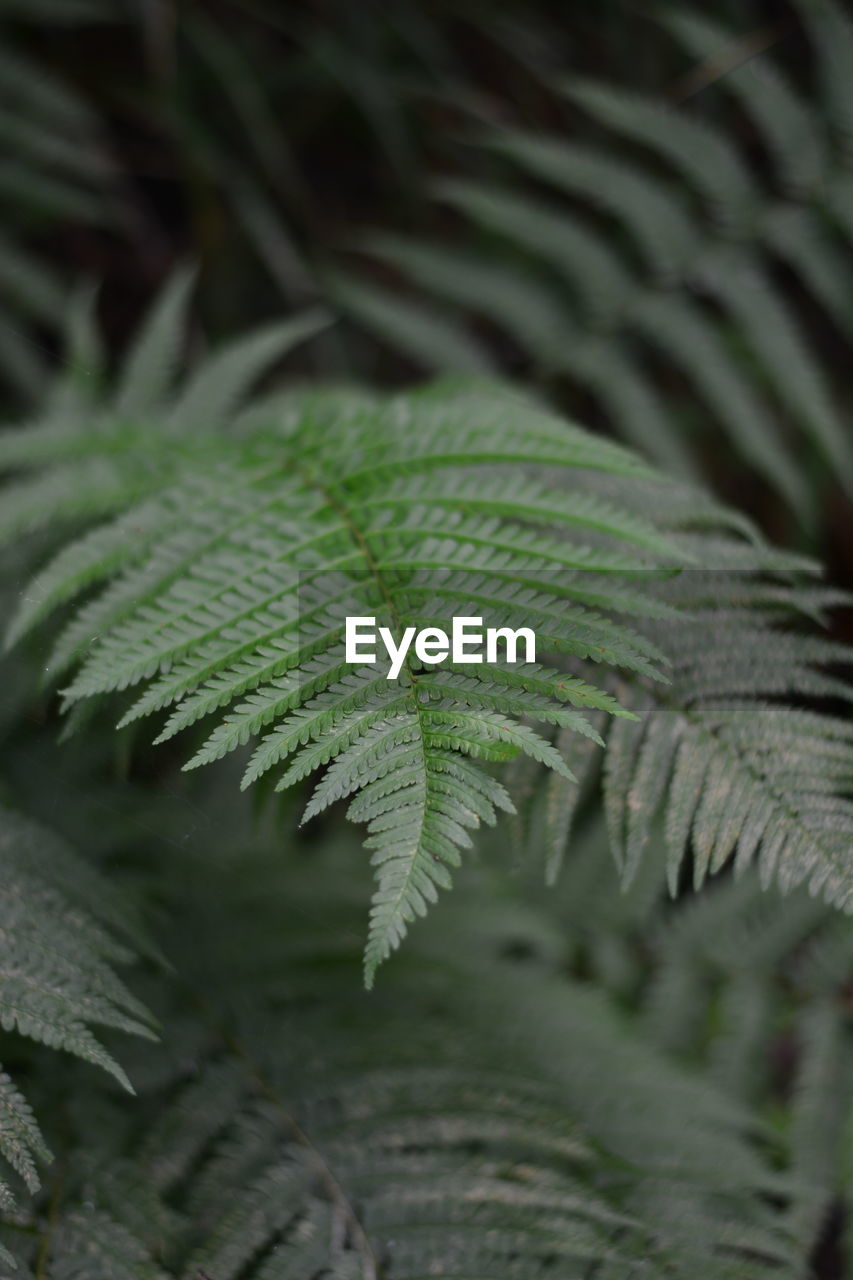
[0,0,119,400]
[338,1,853,542]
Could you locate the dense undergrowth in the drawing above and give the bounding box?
[1,1,852,1276]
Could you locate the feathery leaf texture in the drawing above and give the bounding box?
[0,281,685,982]
[638,858,853,1259]
[339,0,853,526]
[534,555,853,910]
[507,814,853,1266]
[3,843,808,1279]
[2,9,853,1277]
[0,806,154,1219]
[3,279,852,983]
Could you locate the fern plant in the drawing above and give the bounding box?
[0,805,153,1263]
[0,0,120,402]
[0,825,817,1279]
[540,556,853,905]
[464,814,853,1269]
[3,278,852,989]
[639,863,853,1261]
[333,0,853,533]
[448,844,853,1276]
[3,6,853,1277]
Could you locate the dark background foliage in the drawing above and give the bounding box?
[8,0,853,573]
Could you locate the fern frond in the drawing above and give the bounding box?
[8,305,853,974]
[0,806,154,1217]
[564,78,758,228]
[6,293,724,978]
[327,272,495,374]
[0,23,115,402]
[357,235,566,356]
[663,10,825,193]
[0,1071,48,1210]
[6,283,853,981]
[485,131,697,278]
[619,842,853,1262]
[435,178,631,328]
[50,1207,166,1280]
[0,807,156,1083]
[340,6,853,518]
[792,0,853,155]
[21,839,807,1280]
[592,581,853,908]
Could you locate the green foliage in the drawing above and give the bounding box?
[504,815,853,1267]
[3,282,853,990]
[546,564,853,906]
[0,290,669,983]
[339,0,853,530]
[0,832,818,1278]
[1,4,852,1275]
[0,805,153,1252]
[0,2,117,402]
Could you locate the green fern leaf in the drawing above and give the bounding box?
[6,282,853,981]
[337,11,853,519]
[0,806,154,1216]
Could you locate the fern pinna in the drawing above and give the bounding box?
[3,279,853,985]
